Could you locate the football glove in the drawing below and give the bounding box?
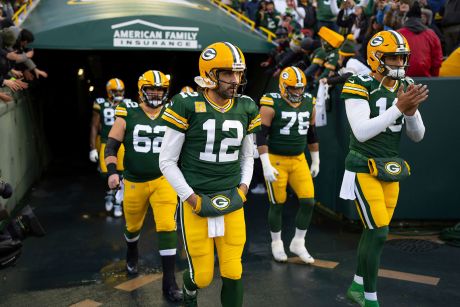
[260,153,279,182]
[89,149,98,162]
[310,151,320,178]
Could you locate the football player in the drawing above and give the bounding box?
[181,86,195,94]
[89,78,126,217]
[340,30,427,307]
[257,66,319,264]
[104,70,182,302]
[159,42,261,307]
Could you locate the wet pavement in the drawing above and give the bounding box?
[1,161,460,307]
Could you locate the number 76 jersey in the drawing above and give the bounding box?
[115,100,166,182]
[341,74,413,171]
[260,92,315,156]
[162,91,261,194]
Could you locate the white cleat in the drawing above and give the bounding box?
[289,238,315,264]
[114,204,123,218]
[251,183,267,195]
[105,197,114,212]
[271,240,288,262]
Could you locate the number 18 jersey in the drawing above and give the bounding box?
[260,92,315,156]
[115,101,166,182]
[341,74,413,172]
[162,91,261,194]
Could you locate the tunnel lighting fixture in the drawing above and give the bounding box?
[78,68,84,76]
[89,85,94,92]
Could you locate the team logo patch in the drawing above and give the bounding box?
[370,36,384,47]
[211,195,230,210]
[385,162,402,175]
[281,72,289,80]
[195,101,206,113]
[201,48,217,61]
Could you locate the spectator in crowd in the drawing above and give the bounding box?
[260,27,291,70]
[351,5,369,48]
[0,27,28,94]
[317,0,339,31]
[244,0,261,21]
[334,0,359,35]
[360,15,383,59]
[256,0,282,32]
[285,0,307,28]
[298,0,317,36]
[441,0,460,56]
[421,6,444,40]
[382,0,411,30]
[398,0,443,76]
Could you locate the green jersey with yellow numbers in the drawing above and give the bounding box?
[341,74,413,173]
[162,91,261,194]
[93,98,132,142]
[115,100,166,182]
[260,92,315,156]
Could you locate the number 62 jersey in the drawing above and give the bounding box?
[115,100,166,182]
[161,91,261,194]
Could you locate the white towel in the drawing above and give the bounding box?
[316,83,328,127]
[208,216,225,238]
[339,170,356,200]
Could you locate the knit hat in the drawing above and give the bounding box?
[339,34,356,57]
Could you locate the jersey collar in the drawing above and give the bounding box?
[204,91,234,113]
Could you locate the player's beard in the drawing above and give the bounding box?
[217,82,239,99]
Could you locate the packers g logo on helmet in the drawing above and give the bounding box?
[195,41,246,94]
[279,66,306,103]
[106,78,125,103]
[201,48,217,61]
[138,70,170,108]
[369,36,384,47]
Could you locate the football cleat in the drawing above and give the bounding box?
[289,238,314,264]
[250,183,267,195]
[183,285,198,307]
[113,204,123,218]
[271,240,288,262]
[347,282,365,307]
[104,194,114,212]
[163,283,183,302]
[126,244,138,275]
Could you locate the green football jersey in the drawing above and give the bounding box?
[115,100,166,182]
[311,47,327,66]
[340,74,413,173]
[93,98,132,142]
[260,92,315,156]
[162,91,261,194]
[317,0,340,22]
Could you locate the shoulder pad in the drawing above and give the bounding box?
[303,92,312,98]
[95,97,105,104]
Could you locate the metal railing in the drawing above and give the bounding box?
[12,0,34,25]
[208,0,276,43]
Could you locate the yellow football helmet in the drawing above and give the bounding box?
[138,70,170,107]
[106,78,125,103]
[195,41,246,96]
[367,30,411,79]
[181,86,195,94]
[279,66,306,103]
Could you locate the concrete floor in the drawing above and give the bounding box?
[1,161,459,307]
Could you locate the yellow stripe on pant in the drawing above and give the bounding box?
[354,173,400,228]
[181,201,245,288]
[123,177,177,233]
[267,153,315,204]
[99,143,125,172]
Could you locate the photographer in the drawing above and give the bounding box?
[0,178,45,269]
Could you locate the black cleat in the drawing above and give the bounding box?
[162,283,183,302]
[126,243,138,275]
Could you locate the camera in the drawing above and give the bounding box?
[0,178,45,269]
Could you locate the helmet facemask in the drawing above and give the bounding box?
[284,85,304,103]
[109,89,125,104]
[376,51,410,80]
[141,86,168,108]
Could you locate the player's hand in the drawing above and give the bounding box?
[108,174,120,190]
[396,83,429,115]
[186,193,198,209]
[260,153,279,182]
[238,183,248,196]
[310,151,320,178]
[89,149,99,162]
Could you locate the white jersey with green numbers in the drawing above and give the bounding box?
[162,91,261,194]
[260,92,315,156]
[341,74,413,173]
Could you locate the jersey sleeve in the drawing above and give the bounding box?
[247,98,261,134]
[324,51,339,71]
[311,48,326,65]
[259,94,275,108]
[161,94,190,133]
[115,102,128,118]
[341,75,370,100]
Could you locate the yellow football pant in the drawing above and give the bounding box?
[99,143,125,173]
[266,153,315,204]
[123,177,177,233]
[181,201,246,288]
[354,173,400,228]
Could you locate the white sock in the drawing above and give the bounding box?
[270,231,281,242]
[364,292,377,301]
[294,228,307,240]
[354,275,363,285]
